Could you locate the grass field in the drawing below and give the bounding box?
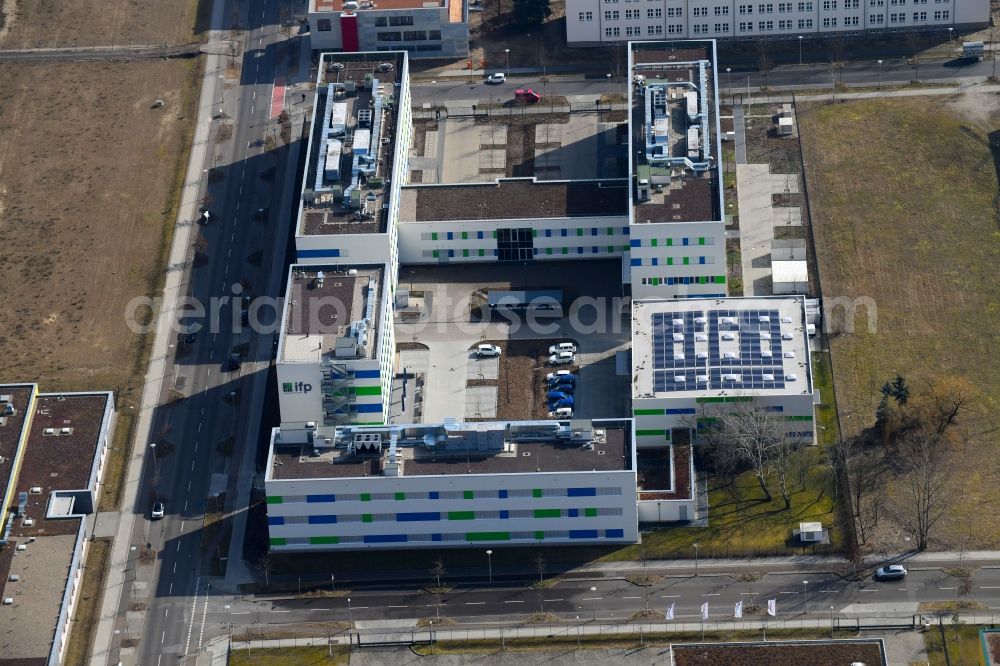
[798,94,1000,551]
[63,538,111,666]
[229,646,350,666]
[925,623,985,666]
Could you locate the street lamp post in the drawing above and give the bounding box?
[829,604,835,638]
[504,48,510,77]
[802,580,809,614]
[949,27,954,42]
[576,616,581,647]
[798,35,803,65]
[486,549,493,584]
[347,597,353,625]
[590,586,598,621]
[877,59,883,89]
[693,543,699,576]
[725,67,732,103]
[225,604,232,641]
[331,574,335,595]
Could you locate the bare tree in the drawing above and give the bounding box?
[897,429,953,550]
[755,41,773,89]
[430,557,446,588]
[715,403,783,502]
[534,552,546,584]
[771,438,798,510]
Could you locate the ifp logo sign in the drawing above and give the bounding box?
[282,381,313,394]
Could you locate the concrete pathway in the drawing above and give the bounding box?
[735,164,799,296]
[732,102,747,164]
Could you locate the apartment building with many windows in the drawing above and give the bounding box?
[309,0,468,58]
[566,0,988,44]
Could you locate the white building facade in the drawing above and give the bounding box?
[309,0,469,59]
[565,0,989,45]
[265,420,639,551]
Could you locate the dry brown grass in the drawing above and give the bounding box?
[798,95,1000,550]
[63,538,111,666]
[0,0,206,47]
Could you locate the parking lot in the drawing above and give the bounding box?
[392,261,631,424]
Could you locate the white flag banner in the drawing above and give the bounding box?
[700,602,709,620]
[767,598,776,617]
[734,601,743,618]
[666,602,675,621]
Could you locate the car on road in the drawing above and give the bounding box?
[227,352,242,372]
[548,342,577,354]
[150,500,165,520]
[474,343,502,357]
[515,88,541,103]
[874,564,907,581]
[485,72,506,84]
[549,407,574,418]
[546,370,575,382]
[548,351,575,365]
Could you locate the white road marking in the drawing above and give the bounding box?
[820,589,837,593]
[981,586,1000,589]
[158,654,163,666]
[231,232,235,241]
[173,562,177,573]
[623,596,642,599]
[181,521,185,530]
[253,90,256,100]
[201,407,205,415]
[232,611,251,615]
[352,606,369,610]
[188,480,192,492]
[661,595,681,598]
[272,610,291,613]
[939,586,958,590]
[778,591,797,595]
[184,577,200,654]
[176,542,181,552]
[198,581,210,648]
[184,500,189,511]
[701,593,721,597]
[191,460,196,471]
[310,608,331,611]
[165,608,169,619]
[388,605,407,608]
[466,602,485,605]
[169,582,173,594]
[194,442,199,452]
[859,589,878,592]
[544,598,563,602]
[162,630,166,644]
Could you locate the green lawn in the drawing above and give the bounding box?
[925,623,985,666]
[603,454,840,562]
[229,646,349,666]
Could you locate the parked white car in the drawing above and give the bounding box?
[549,407,574,418]
[485,72,506,84]
[474,343,502,357]
[546,370,574,381]
[548,342,577,354]
[548,351,575,365]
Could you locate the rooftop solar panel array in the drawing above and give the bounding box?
[651,309,791,392]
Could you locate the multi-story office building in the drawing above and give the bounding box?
[295,51,411,294]
[564,0,989,45]
[276,264,396,428]
[397,178,631,264]
[631,295,817,449]
[264,419,638,551]
[627,42,728,299]
[308,0,469,59]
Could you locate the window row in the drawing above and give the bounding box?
[638,275,727,286]
[630,256,717,266]
[421,228,629,242]
[631,236,715,247]
[270,528,628,547]
[269,507,625,526]
[376,30,441,42]
[422,245,631,259]
[267,486,625,505]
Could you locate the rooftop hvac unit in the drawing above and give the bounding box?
[16,544,26,551]
[60,427,72,435]
[43,428,55,436]
[29,487,42,494]
[8,574,19,582]
[0,394,11,403]
[2,598,12,605]
[22,519,33,527]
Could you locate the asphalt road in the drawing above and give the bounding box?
[124,0,289,663]
[409,55,998,105]
[207,566,1000,632]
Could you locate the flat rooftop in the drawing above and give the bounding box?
[0,390,112,665]
[672,640,887,666]
[630,43,721,225]
[399,178,629,222]
[270,421,630,480]
[300,52,405,237]
[0,385,35,529]
[280,265,384,364]
[632,297,813,399]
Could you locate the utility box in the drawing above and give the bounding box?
[962,41,984,60]
[799,521,824,542]
[777,116,794,136]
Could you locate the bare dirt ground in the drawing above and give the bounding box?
[0,58,199,395]
[0,0,207,47]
